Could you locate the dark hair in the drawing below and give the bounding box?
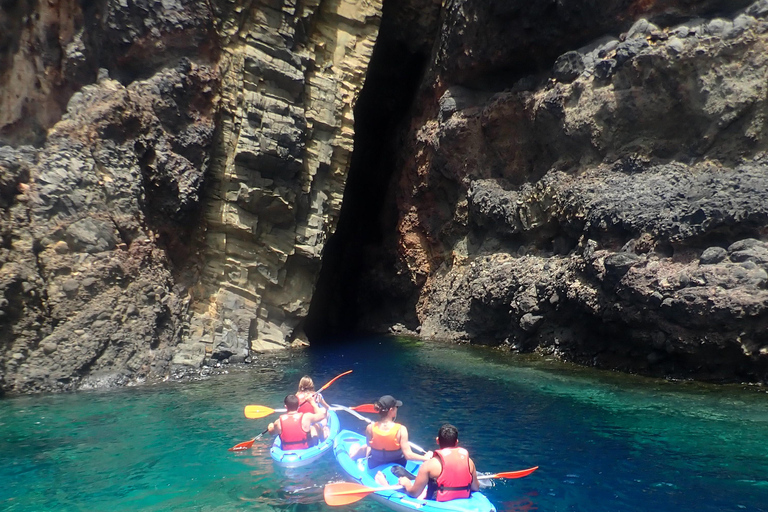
[437,424,459,448]
[284,394,299,411]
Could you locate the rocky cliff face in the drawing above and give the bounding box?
[184,0,383,363]
[335,0,768,383]
[0,0,382,394]
[0,0,220,394]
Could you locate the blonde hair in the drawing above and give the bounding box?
[298,376,315,392]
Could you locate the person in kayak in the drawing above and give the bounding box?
[296,376,331,413]
[267,394,327,449]
[396,424,480,501]
[296,375,331,439]
[349,395,431,468]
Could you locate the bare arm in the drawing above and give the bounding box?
[469,458,479,492]
[268,420,281,435]
[316,392,331,410]
[399,459,438,497]
[365,423,374,444]
[399,426,431,462]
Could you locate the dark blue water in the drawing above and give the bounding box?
[2,336,767,511]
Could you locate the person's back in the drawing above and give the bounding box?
[278,410,311,449]
[427,445,473,501]
[369,419,405,467]
[268,394,327,450]
[350,395,431,468]
[398,424,479,501]
[296,376,317,414]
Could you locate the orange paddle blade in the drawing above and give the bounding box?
[229,438,256,452]
[244,405,280,419]
[485,466,539,479]
[351,403,377,413]
[317,370,353,393]
[324,482,403,506]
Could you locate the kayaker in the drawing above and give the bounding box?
[296,375,331,412]
[296,375,331,439]
[267,394,327,449]
[349,395,431,468]
[396,424,479,501]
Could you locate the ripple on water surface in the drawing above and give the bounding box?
[1,336,767,512]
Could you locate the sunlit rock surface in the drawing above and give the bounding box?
[184,0,382,360]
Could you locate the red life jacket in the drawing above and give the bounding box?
[434,447,473,501]
[278,413,310,450]
[297,392,315,413]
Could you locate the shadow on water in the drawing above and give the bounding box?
[1,336,767,512]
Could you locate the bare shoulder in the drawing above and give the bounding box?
[423,457,441,476]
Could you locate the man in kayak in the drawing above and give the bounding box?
[296,376,331,439]
[396,424,480,501]
[267,394,327,449]
[349,395,431,468]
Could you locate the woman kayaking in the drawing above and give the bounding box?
[349,395,432,469]
[296,375,331,438]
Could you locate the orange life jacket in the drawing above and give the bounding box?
[278,412,310,450]
[433,447,473,501]
[369,423,404,464]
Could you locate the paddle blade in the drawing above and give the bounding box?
[244,405,276,419]
[351,403,377,413]
[228,438,255,452]
[486,466,539,479]
[324,482,402,506]
[317,370,353,393]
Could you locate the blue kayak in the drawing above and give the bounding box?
[333,430,497,512]
[270,409,340,468]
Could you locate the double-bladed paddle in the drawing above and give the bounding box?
[243,370,353,419]
[323,467,539,506]
[230,370,353,451]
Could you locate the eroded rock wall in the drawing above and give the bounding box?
[182,0,383,361]
[0,0,384,394]
[0,0,219,394]
[357,0,768,382]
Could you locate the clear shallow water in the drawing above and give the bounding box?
[2,336,767,512]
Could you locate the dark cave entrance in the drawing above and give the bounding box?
[304,2,434,344]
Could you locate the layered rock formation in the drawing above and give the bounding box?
[336,0,768,382]
[184,0,383,362]
[0,0,383,394]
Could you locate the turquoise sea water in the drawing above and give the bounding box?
[2,336,768,512]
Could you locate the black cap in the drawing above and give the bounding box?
[375,395,403,411]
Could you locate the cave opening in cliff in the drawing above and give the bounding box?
[304,4,432,345]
